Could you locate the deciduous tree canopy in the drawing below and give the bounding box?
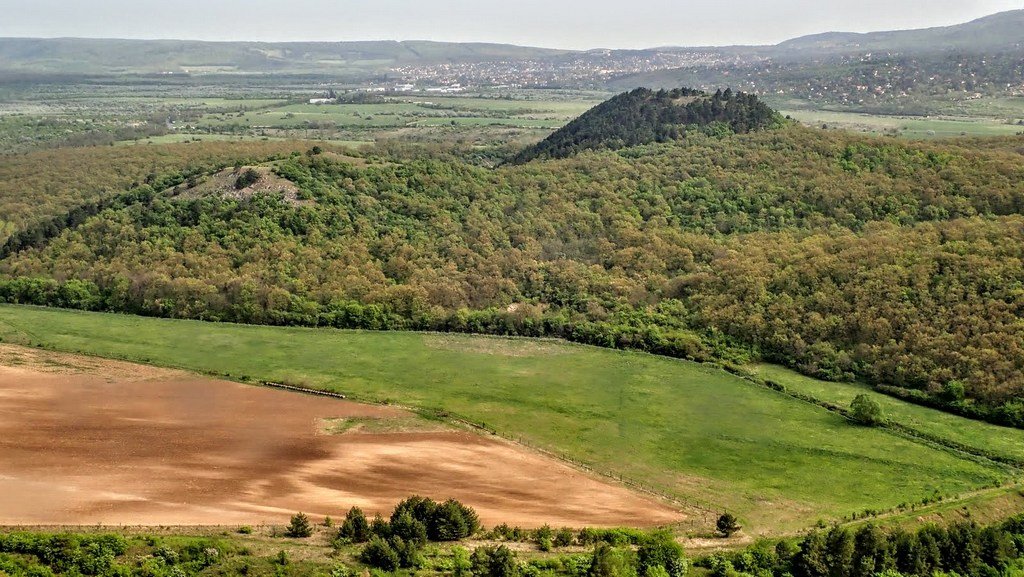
[1,125,1022,427]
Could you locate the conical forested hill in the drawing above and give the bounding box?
[511,87,780,163]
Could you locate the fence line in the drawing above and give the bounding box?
[263,381,348,400]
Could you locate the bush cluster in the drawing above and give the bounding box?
[352,496,480,570]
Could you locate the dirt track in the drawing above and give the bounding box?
[0,345,683,528]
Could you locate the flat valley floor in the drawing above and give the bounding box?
[0,344,682,528]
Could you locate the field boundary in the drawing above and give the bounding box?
[260,380,712,522]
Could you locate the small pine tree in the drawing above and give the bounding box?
[391,510,427,546]
[286,512,314,538]
[717,513,741,537]
[370,514,391,538]
[339,506,371,543]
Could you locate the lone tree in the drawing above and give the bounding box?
[851,394,884,426]
[286,512,314,538]
[717,513,741,537]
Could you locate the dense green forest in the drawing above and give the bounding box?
[512,88,780,163]
[0,125,1022,426]
[0,141,319,242]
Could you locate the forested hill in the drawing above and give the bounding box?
[511,88,780,163]
[1,129,1023,428]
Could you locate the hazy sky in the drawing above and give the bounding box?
[0,0,1021,49]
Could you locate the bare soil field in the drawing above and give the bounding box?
[0,345,682,528]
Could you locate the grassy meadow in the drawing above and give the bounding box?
[780,108,1024,138]
[0,305,1014,536]
[747,364,1024,465]
[191,97,602,132]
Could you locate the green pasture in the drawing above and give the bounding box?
[191,96,599,131]
[747,364,1024,465]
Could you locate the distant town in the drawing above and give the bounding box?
[312,49,752,96]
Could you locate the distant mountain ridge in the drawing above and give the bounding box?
[777,9,1024,55]
[0,37,571,74]
[2,10,1023,75]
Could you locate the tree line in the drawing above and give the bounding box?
[5,510,1024,577]
[704,514,1024,577]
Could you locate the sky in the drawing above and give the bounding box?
[0,0,1022,49]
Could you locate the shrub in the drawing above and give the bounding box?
[717,514,741,538]
[360,537,400,571]
[390,536,423,569]
[942,380,966,402]
[638,533,688,577]
[555,528,576,548]
[285,513,313,538]
[472,545,521,577]
[589,544,638,577]
[275,550,289,566]
[234,168,260,190]
[851,394,884,426]
[390,511,427,546]
[452,546,473,577]
[370,515,391,538]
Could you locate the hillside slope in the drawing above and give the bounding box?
[511,87,779,163]
[0,131,1022,427]
[607,11,1024,113]
[777,9,1024,55]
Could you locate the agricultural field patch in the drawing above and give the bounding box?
[0,306,1013,536]
[0,343,680,528]
[780,108,1024,138]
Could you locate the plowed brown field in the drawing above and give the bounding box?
[0,345,683,528]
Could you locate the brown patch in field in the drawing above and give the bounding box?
[0,345,683,528]
[171,166,308,205]
[422,334,571,358]
[681,534,755,553]
[0,345,179,381]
